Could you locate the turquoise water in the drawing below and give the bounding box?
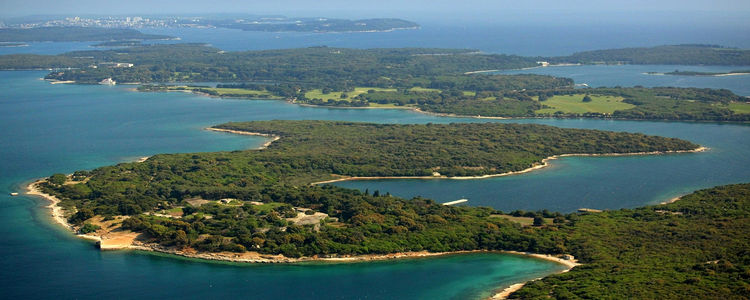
[1,61,749,297]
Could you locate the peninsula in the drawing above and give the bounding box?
[32,120,699,259]
[0,27,174,42]
[28,120,750,298]
[1,43,747,121]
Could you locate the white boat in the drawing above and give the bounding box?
[99,78,116,85]
[10,192,19,196]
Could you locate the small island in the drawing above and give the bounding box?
[647,70,750,77]
[0,42,29,47]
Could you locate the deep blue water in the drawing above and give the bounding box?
[2,21,749,56]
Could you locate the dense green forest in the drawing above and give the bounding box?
[551,44,750,65]
[36,44,543,88]
[511,183,750,299]
[2,43,747,121]
[40,120,697,255]
[0,27,173,42]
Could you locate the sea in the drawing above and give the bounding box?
[1,20,749,299]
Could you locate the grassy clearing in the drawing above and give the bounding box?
[491,215,555,226]
[166,86,282,99]
[536,94,633,114]
[728,102,750,114]
[305,87,396,101]
[408,87,441,93]
[368,103,412,108]
[253,202,285,214]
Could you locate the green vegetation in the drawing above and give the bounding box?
[305,87,396,102]
[0,27,173,42]
[1,43,746,121]
[552,44,750,65]
[31,44,545,87]
[728,102,750,114]
[512,183,750,299]
[92,40,144,47]
[536,94,633,114]
[39,120,697,257]
[137,85,284,99]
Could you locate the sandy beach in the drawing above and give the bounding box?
[205,127,280,149]
[489,252,580,299]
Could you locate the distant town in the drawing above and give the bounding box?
[0,15,420,33]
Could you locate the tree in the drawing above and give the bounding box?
[533,216,545,226]
[49,173,67,186]
[582,95,593,102]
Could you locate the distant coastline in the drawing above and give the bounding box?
[644,70,750,77]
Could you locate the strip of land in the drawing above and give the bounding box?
[311,146,708,185]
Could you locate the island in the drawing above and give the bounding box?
[28,120,750,298]
[0,27,174,42]
[647,70,750,77]
[1,43,749,121]
[218,18,419,33]
[91,40,145,48]
[550,44,750,66]
[0,42,28,47]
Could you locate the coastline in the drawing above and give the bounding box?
[24,179,581,267]
[24,177,581,299]
[130,86,750,124]
[311,146,709,185]
[644,72,750,77]
[205,127,280,149]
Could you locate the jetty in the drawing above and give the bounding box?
[443,199,468,206]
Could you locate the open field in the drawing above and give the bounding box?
[408,87,441,93]
[728,102,750,114]
[305,87,396,101]
[491,215,555,226]
[536,94,633,114]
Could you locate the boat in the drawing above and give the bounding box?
[10,192,19,196]
[99,78,116,85]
